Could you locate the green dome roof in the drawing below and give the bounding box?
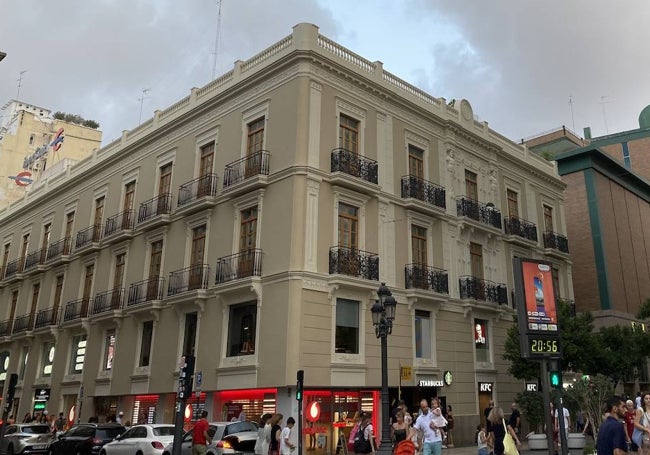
[639,105,650,129]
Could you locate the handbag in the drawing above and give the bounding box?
[502,419,519,455]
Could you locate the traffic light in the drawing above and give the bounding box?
[550,370,561,389]
[296,370,304,401]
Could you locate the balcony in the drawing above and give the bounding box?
[459,276,508,305]
[329,246,379,281]
[330,148,379,194]
[404,264,449,295]
[223,151,270,195]
[63,298,91,322]
[23,248,47,274]
[75,225,102,252]
[104,210,135,243]
[91,288,124,315]
[46,237,72,264]
[215,249,262,284]
[34,307,59,329]
[137,194,172,229]
[543,231,570,256]
[456,197,502,231]
[3,258,23,282]
[11,314,34,334]
[0,319,12,337]
[503,216,538,244]
[400,176,446,213]
[127,277,165,307]
[168,264,210,296]
[176,174,219,215]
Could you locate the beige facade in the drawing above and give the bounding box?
[0,24,571,446]
[0,100,102,211]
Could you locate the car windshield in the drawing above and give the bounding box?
[153,427,175,437]
[97,428,124,439]
[224,421,257,436]
[22,426,51,434]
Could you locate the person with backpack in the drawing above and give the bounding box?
[353,412,375,454]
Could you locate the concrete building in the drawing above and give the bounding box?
[0,24,572,446]
[0,100,103,210]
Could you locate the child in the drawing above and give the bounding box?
[477,424,489,455]
[428,398,448,442]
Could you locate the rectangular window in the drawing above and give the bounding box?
[552,267,560,300]
[104,329,116,370]
[53,275,64,313]
[69,334,87,374]
[2,243,10,270]
[338,203,358,249]
[182,312,197,356]
[199,143,215,176]
[239,207,258,252]
[335,299,359,354]
[10,291,18,323]
[20,233,30,259]
[339,114,359,153]
[41,342,54,377]
[507,189,519,218]
[411,225,427,265]
[408,145,424,179]
[543,205,554,233]
[622,142,631,169]
[83,265,94,301]
[190,226,206,266]
[159,163,173,196]
[465,170,478,201]
[474,319,490,363]
[415,310,431,359]
[470,242,483,279]
[247,118,265,155]
[94,196,105,227]
[113,253,126,289]
[227,302,257,357]
[42,223,51,250]
[139,321,154,367]
[149,241,163,278]
[30,283,40,315]
[19,347,29,379]
[123,181,136,212]
[65,212,75,239]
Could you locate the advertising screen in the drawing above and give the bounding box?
[521,260,558,332]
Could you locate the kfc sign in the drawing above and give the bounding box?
[526,383,538,392]
[479,382,492,392]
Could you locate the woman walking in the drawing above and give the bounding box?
[487,407,520,455]
[634,393,650,455]
[268,414,284,455]
[391,411,414,446]
[256,413,273,455]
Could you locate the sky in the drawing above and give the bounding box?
[1,0,649,147]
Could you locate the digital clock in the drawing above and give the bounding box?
[527,336,561,358]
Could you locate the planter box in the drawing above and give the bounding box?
[527,433,548,450]
[567,433,586,449]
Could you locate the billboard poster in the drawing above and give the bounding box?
[521,260,557,332]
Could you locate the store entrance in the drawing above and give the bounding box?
[478,386,493,425]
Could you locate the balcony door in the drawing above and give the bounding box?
[158,164,172,214]
[245,118,265,178]
[411,225,428,288]
[64,212,75,253]
[409,145,425,198]
[238,207,258,278]
[470,242,484,300]
[338,203,359,275]
[82,264,94,316]
[123,182,135,228]
[544,205,554,233]
[189,226,206,290]
[41,223,51,262]
[94,197,105,241]
[198,143,214,196]
[147,240,163,299]
[507,189,519,218]
[339,114,360,176]
[465,170,478,201]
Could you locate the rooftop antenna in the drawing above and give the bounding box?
[16,70,27,101]
[568,95,576,133]
[211,0,223,80]
[599,95,610,135]
[138,88,151,124]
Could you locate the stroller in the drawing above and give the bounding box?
[394,440,416,455]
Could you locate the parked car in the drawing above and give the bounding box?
[47,423,125,455]
[0,424,54,455]
[100,424,174,455]
[162,421,258,455]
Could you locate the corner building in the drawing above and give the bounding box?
[0,24,572,446]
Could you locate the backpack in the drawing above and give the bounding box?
[353,425,372,453]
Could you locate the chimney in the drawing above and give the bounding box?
[583,127,592,140]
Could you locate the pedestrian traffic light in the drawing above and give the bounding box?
[296,370,304,401]
[550,371,561,389]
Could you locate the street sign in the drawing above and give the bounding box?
[400,366,412,381]
[195,371,202,388]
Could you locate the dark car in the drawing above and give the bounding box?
[47,423,125,455]
[0,424,54,455]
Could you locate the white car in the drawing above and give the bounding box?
[162,421,258,455]
[101,424,175,455]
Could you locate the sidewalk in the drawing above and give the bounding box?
[443,442,591,455]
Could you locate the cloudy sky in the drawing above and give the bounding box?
[2,0,649,146]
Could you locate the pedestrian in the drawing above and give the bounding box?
[484,400,494,435]
[391,410,414,445]
[22,412,31,423]
[413,399,442,455]
[192,410,211,455]
[476,424,489,455]
[597,395,628,455]
[353,412,375,455]
[269,413,284,455]
[55,412,65,433]
[624,400,637,451]
[430,398,447,447]
[446,405,455,448]
[116,411,124,424]
[255,413,273,455]
[634,392,650,454]
[280,417,297,454]
[637,392,643,410]
[487,407,520,455]
[554,403,570,451]
[508,403,520,437]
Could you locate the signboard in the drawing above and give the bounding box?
[479,382,493,392]
[513,258,562,359]
[418,379,444,387]
[526,383,538,392]
[400,366,412,381]
[34,388,51,401]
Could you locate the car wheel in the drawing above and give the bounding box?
[136,451,143,455]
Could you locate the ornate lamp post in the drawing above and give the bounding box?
[371,283,396,455]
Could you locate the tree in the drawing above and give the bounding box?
[563,374,614,440]
[503,319,540,379]
[515,391,545,433]
[636,299,650,320]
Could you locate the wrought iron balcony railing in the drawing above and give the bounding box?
[543,231,569,253]
[331,148,378,184]
[178,174,218,207]
[63,298,91,322]
[459,276,508,304]
[400,176,446,209]
[223,151,271,188]
[404,264,449,294]
[105,210,135,237]
[168,264,210,296]
[11,314,34,334]
[34,307,59,328]
[215,249,262,284]
[329,246,379,281]
[138,193,172,223]
[92,288,124,315]
[4,258,23,279]
[75,224,102,249]
[128,277,166,306]
[456,197,502,230]
[23,248,47,271]
[46,237,72,261]
[0,319,11,337]
[504,216,538,242]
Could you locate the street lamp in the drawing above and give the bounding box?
[371,282,396,455]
